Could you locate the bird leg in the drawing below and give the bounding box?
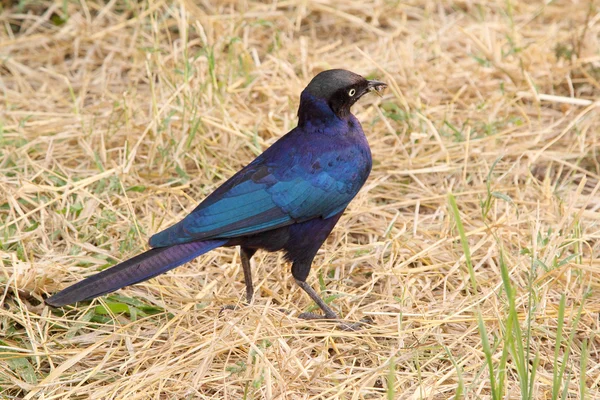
[220,247,256,312]
[240,247,256,303]
[295,279,338,319]
[295,279,369,331]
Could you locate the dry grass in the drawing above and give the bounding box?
[1,0,600,398]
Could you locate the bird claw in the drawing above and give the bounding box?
[298,312,372,331]
[298,311,332,320]
[219,303,242,315]
[221,306,372,331]
[337,317,373,331]
[220,303,291,316]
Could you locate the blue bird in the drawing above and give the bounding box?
[46,69,386,324]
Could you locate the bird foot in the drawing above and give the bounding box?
[298,311,334,320]
[298,312,372,331]
[220,302,289,316]
[219,303,245,314]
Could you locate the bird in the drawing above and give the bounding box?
[46,69,386,326]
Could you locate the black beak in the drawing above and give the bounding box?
[365,80,387,97]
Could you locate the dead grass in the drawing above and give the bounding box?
[1,0,600,398]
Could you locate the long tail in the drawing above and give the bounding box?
[45,239,227,307]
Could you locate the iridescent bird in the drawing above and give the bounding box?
[46,69,386,325]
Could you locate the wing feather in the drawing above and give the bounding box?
[149,139,369,248]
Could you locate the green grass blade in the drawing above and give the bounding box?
[552,294,566,400]
[580,339,588,400]
[477,311,498,398]
[448,193,477,292]
[444,347,464,399]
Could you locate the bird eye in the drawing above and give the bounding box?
[348,88,356,97]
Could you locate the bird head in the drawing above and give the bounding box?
[300,69,387,120]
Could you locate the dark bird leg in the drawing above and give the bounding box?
[292,261,367,331]
[224,214,369,329]
[284,214,368,330]
[221,247,257,312]
[240,247,257,303]
[294,277,337,319]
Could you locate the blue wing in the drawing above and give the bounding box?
[149,134,371,248]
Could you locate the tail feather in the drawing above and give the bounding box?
[45,239,227,307]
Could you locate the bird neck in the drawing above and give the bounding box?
[297,92,349,128]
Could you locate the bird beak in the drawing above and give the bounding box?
[366,80,387,97]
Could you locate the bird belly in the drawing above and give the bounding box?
[227,225,290,252]
[227,212,342,262]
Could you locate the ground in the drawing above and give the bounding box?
[1,1,599,398]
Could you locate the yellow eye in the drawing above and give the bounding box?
[348,88,356,97]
